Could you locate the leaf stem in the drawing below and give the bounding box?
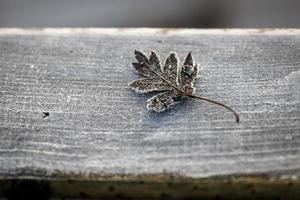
[186,93,240,123]
[150,69,240,123]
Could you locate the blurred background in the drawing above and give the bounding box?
[0,0,299,28]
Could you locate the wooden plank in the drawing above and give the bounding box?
[0,28,300,199]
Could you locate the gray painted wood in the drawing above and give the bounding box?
[0,29,300,180]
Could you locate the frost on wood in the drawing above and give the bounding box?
[129,50,198,113]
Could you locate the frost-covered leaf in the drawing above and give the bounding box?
[129,50,240,123]
[129,50,198,112]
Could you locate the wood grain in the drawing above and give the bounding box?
[0,29,299,182]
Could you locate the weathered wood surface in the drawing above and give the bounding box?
[0,28,300,198]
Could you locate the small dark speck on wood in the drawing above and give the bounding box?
[42,112,49,118]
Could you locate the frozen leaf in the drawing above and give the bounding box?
[129,50,240,123]
[129,50,197,111]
